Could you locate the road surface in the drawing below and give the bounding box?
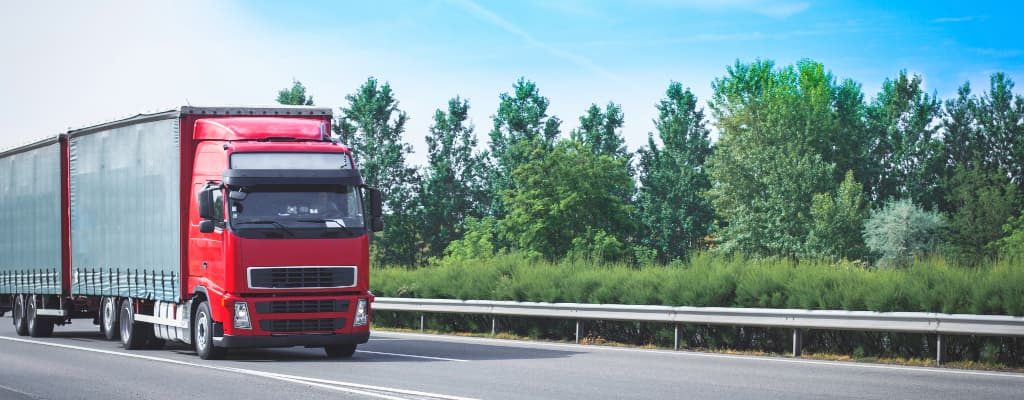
[0,319,1021,399]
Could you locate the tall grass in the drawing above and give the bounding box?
[373,253,1024,315]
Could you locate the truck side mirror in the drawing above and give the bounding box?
[367,187,384,233]
[198,220,216,233]
[198,186,216,220]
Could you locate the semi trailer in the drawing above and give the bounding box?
[0,106,382,359]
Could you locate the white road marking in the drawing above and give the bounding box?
[0,383,38,399]
[357,350,469,362]
[0,336,477,400]
[376,332,1024,380]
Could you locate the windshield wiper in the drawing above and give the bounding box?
[235,220,294,237]
[296,218,358,236]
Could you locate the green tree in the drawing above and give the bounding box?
[999,212,1024,261]
[499,140,634,261]
[635,82,714,262]
[975,73,1024,192]
[336,77,421,265]
[863,199,945,267]
[864,71,942,207]
[421,97,490,259]
[276,79,315,105]
[944,166,1019,264]
[488,78,561,215]
[707,60,839,257]
[803,171,868,261]
[570,102,628,160]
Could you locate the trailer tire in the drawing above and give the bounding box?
[26,295,54,338]
[194,301,226,360]
[325,344,357,359]
[120,299,150,350]
[100,297,120,341]
[12,295,28,336]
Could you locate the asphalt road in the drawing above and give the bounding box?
[0,319,1021,400]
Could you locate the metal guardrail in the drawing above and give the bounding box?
[373,297,1024,363]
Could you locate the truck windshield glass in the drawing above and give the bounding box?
[230,152,352,170]
[228,184,364,238]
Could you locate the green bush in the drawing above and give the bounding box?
[863,199,945,267]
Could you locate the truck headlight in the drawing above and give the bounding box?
[234,301,251,329]
[354,299,368,327]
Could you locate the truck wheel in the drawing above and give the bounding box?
[120,299,149,350]
[26,295,54,338]
[325,344,357,358]
[100,297,120,340]
[194,301,226,360]
[12,295,28,336]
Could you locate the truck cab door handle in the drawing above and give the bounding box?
[202,262,208,269]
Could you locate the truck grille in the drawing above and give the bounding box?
[255,300,349,314]
[259,318,344,332]
[248,267,356,289]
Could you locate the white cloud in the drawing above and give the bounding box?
[633,0,810,18]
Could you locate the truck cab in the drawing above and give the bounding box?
[186,116,381,359]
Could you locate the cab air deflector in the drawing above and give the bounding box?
[222,169,363,186]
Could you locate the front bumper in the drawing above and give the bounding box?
[213,331,370,348]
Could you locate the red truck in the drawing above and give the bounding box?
[0,106,381,359]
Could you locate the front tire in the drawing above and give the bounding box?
[325,344,357,358]
[193,301,226,360]
[12,295,28,336]
[101,297,120,341]
[26,295,54,338]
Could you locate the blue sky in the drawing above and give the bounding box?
[2,1,1021,164]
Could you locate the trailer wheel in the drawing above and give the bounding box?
[119,299,149,350]
[194,301,226,360]
[325,344,357,359]
[12,295,28,336]
[100,297,120,341]
[26,295,54,338]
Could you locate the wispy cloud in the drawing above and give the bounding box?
[932,15,983,23]
[634,0,810,18]
[968,48,1023,58]
[447,0,621,81]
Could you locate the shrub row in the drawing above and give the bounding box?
[372,253,1024,316]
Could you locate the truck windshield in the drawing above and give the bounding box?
[228,184,365,239]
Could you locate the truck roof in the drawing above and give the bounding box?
[67,106,333,138]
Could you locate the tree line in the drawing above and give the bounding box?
[277,58,1024,268]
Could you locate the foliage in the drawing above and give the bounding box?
[336,77,422,265]
[943,166,1019,264]
[275,79,315,105]
[803,171,868,261]
[488,78,562,216]
[863,71,943,207]
[373,252,1024,316]
[570,102,629,160]
[863,199,945,267]
[999,213,1024,261]
[420,97,490,258]
[635,82,714,262]
[443,216,501,261]
[499,139,635,261]
[708,60,840,257]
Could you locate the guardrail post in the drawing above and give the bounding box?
[420,314,425,332]
[792,329,803,357]
[936,334,944,365]
[575,320,581,344]
[491,316,496,336]
[674,324,679,351]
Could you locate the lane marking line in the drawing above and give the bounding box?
[375,332,1024,380]
[0,336,477,400]
[0,383,38,399]
[357,350,469,362]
